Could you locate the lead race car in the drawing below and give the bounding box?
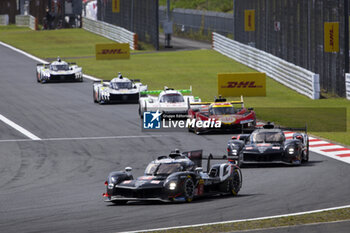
[103,150,242,204]
[93,73,147,104]
[227,123,309,166]
[188,96,256,134]
[138,87,201,118]
[36,57,83,83]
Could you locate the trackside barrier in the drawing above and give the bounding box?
[82,17,137,50]
[346,74,350,100]
[0,15,9,25]
[212,33,320,99]
[15,15,38,30]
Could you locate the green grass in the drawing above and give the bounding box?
[146,207,350,233]
[159,0,233,13]
[1,26,350,145]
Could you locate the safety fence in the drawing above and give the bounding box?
[82,17,137,50]
[15,15,37,30]
[213,32,320,99]
[346,74,350,100]
[234,0,347,97]
[159,6,234,37]
[0,14,9,25]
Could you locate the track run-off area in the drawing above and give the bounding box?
[0,43,350,233]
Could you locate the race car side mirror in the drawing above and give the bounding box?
[70,67,73,70]
[133,85,136,88]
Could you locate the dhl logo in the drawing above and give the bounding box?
[221,81,263,88]
[98,49,127,55]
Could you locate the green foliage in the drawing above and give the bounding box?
[159,0,233,13]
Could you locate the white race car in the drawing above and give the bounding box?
[93,73,147,104]
[138,87,201,118]
[36,57,83,83]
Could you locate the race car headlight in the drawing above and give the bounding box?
[169,182,177,190]
[288,148,295,154]
[231,149,237,156]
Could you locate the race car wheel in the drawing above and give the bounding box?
[302,142,309,162]
[183,177,195,202]
[229,169,241,196]
[93,89,98,103]
[36,71,40,83]
[194,124,201,135]
[111,200,127,205]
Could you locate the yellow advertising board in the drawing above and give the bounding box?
[95,43,130,60]
[218,73,266,97]
[324,22,339,52]
[112,0,120,13]
[244,10,255,31]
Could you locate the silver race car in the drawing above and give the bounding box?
[93,73,147,104]
[36,57,83,83]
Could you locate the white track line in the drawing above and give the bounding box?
[121,204,350,233]
[0,114,41,140]
[0,41,99,81]
[0,135,166,143]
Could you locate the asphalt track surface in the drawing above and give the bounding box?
[0,44,350,233]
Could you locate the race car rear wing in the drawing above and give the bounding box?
[182,150,233,172]
[260,122,308,134]
[140,86,192,96]
[190,95,245,107]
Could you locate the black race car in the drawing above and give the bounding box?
[103,150,242,204]
[227,123,309,166]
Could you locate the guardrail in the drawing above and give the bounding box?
[212,33,320,99]
[82,17,137,50]
[15,15,37,30]
[0,14,9,25]
[346,74,350,100]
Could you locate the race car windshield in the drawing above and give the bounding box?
[110,82,132,89]
[252,132,284,143]
[50,64,69,71]
[144,163,182,175]
[210,106,236,115]
[159,94,184,103]
[156,163,182,175]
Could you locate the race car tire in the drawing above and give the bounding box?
[111,200,127,205]
[229,169,241,196]
[36,71,40,83]
[93,89,98,103]
[194,124,201,135]
[182,177,195,202]
[302,142,309,162]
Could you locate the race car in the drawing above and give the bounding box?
[188,96,256,134]
[138,86,201,118]
[36,57,83,83]
[227,123,309,166]
[93,73,147,104]
[103,149,242,204]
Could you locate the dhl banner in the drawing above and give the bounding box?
[112,0,120,13]
[95,43,130,60]
[244,10,255,32]
[218,72,266,97]
[324,22,339,52]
